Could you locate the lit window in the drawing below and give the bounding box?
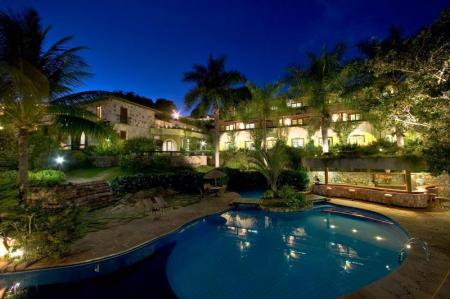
[342,113,348,122]
[225,124,235,131]
[270,106,278,111]
[332,114,339,122]
[283,118,291,126]
[245,123,255,129]
[239,122,245,130]
[292,138,305,148]
[96,106,102,119]
[349,135,365,145]
[245,141,255,150]
[287,100,302,108]
[267,139,277,148]
[349,113,361,121]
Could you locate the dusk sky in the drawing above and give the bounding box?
[1,0,449,114]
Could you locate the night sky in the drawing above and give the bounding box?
[1,0,449,113]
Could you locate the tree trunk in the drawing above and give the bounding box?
[18,128,29,205]
[214,107,220,168]
[321,125,329,153]
[262,117,267,150]
[395,128,404,147]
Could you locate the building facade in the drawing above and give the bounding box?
[219,99,386,151]
[66,97,208,152]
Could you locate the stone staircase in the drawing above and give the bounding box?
[70,180,116,209]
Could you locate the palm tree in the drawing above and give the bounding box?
[249,141,289,193]
[245,82,283,150]
[183,54,246,167]
[0,9,114,204]
[285,44,348,153]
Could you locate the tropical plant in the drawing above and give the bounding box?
[285,44,350,153]
[0,9,116,203]
[245,82,284,149]
[249,141,289,193]
[183,54,247,167]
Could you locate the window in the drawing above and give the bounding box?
[349,113,361,121]
[96,106,102,119]
[184,138,190,151]
[287,99,303,108]
[245,141,255,150]
[332,112,349,122]
[349,135,365,145]
[238,122,245,130]
[225,124,235,131]
[267,139,277,148]
[291,118,303,126]
[245,123,255,129]
[270,106,278,111]
[332,113,339,122]
[119,130,127,140]
[291,138,305,148]
[120,107,128,124]
[283,118,291,126]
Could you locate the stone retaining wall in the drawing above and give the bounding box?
[312,183,430,208]
[29,180,116,209]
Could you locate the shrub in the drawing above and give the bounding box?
[263,190,274,199]
[119,154,170,171]
[221,150,252,170]
[28,132,60,170]
[66,150,90,169]
[219,167,267,191]
[278,169,309,190]
[122,137,156,154]
[0,129,18,170]
[110,170,203,194]
[29,170,66,187]
[279,185,307,208]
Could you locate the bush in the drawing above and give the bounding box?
[66,150,90,169]
[263,190,274,199]
[28,132,60,170]
[119,154,171,171]
[110,170,203,194]
[279,185,307,208]
[278,169,309,190]
[1,204,87,262]
[122,137,156,154]
[219,167,267,191]
[221,150,253,170]
[29,170,66,187]
[0,129,18,170]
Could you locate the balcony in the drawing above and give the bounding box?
[149,127,207,139]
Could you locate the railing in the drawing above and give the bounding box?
[141,150,213,157]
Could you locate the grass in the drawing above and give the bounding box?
[66,167,132,183]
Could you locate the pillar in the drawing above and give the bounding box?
[405,170,412,192]
[325,167,329,185]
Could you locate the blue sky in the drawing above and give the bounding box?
[2,0,449,114]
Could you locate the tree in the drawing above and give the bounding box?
[0,9,114,204]
[249,141,289,193]
[245,82,284,149]
[183,54,246,167]
[353,10,450,173]
[154,98,177,114]
[285,44,349,153]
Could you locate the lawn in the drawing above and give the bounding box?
[65,167,132,183]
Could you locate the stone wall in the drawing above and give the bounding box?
[29,180,115,209]
[169,155,207,167]
[312,184,430,208]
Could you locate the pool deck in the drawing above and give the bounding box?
[1,195,449,298]
[0,192,238,272]
[331,198,450,299]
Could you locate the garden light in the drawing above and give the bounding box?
[55,156,65,165]
[200,140,207,147]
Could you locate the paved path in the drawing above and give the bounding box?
[26,192,238,269]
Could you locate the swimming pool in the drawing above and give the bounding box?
[1,204,409,298]
[238,190,265,199]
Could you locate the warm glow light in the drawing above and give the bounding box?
[200,140,207,147]
[171,110,180,120]
[0,125,4,130]
[55,156,65,165]
[375,235,384,241]
[379,148,383,152]
[406,244,411,249]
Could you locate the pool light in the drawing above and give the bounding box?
[352,229,358,233]
[330,225,336,229]
[375,235,384,241]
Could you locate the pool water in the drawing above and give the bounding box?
[4,204,408,299]
[238,190,265,199]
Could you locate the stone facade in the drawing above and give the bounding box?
[312,183,430,208]
[84,98,156,140]
[29,180,116,209]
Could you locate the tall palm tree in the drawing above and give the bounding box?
[285,44,348,153]
[183,54,246,167]
[0,9,114,204]
[245,82,284,150]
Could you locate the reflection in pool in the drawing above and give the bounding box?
[3,204,409,299]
